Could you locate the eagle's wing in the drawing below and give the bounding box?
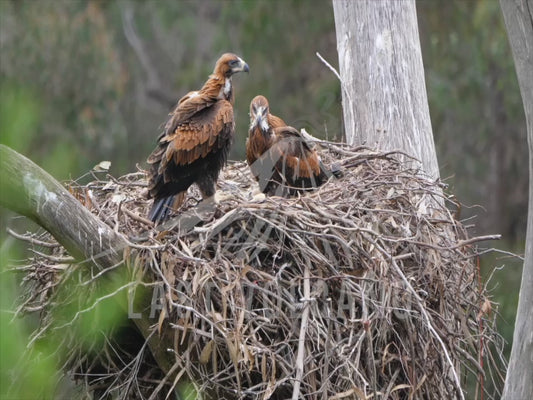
[147,99,234,198]
[270,126,323,183]
[268,114,286,129]
[171,91,216,125]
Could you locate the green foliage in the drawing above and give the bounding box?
[1,0,126,178]
[0,84,41,153]
[0,242,131,398]
[0,247,58,399]
[177,381,199,400]
[51,275,128,350]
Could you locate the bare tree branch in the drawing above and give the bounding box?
[0,145,127,268]
[121,4,177,108]
[0,144,176,387]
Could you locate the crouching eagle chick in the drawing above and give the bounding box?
[246,95,339,196]
[146,53,249,223]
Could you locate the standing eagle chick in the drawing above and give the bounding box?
[246,95,337,196]
[146,53,249,223]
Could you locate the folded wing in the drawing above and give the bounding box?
[147,99,234,222]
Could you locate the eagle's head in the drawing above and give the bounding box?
[214,53,249,78]
[250,95,271,134]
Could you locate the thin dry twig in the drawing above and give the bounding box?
[7,228,59,248]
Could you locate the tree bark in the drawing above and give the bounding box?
[0,145,128,268]
[499,1,533,398]
[0,144,176,384]
[332,0,440,180]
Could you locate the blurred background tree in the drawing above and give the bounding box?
[0,0,526,397]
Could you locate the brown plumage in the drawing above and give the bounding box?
[246,95,336,196]
[147,53,249,223]
[246,95,286,166]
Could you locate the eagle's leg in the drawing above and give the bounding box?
[171,192,186,210]
[196,175,218,204]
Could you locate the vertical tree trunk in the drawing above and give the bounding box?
[499,1,533,398]
[332,0,440,180]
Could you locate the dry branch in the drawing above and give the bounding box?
[0,145,127,268]
[0,144,177,391]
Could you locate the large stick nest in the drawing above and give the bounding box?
[11,142,505,399]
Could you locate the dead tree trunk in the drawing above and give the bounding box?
[499,1,533,398]
[0,144,176,383]
[332,0,440,180]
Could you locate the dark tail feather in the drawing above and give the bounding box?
[148,196,175,224]
[148,192,186,224]
[329,162,343,178]
[319,161,343,181]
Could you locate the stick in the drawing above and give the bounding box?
[292,261,311,400]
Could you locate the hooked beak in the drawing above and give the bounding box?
[252,107,269,133]
[234,57,250,73]
[253,113,263,128]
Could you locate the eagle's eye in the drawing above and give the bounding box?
[228,59,239,67]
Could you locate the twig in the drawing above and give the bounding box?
[7,228,59,248]
[316,51,356,142]
[147,361,181,400]
[52,281,139,330]
[292,260,311,400]
[122,206,154,227]
[29,249,76,264]
[374,239,466,400]
[316,51,341,81]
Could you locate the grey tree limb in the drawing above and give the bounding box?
[499,0,533,398]
[121,4,177,109]
[0,145,128,268]
[0,144,176,383]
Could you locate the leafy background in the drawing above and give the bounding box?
[0,0,526,397]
